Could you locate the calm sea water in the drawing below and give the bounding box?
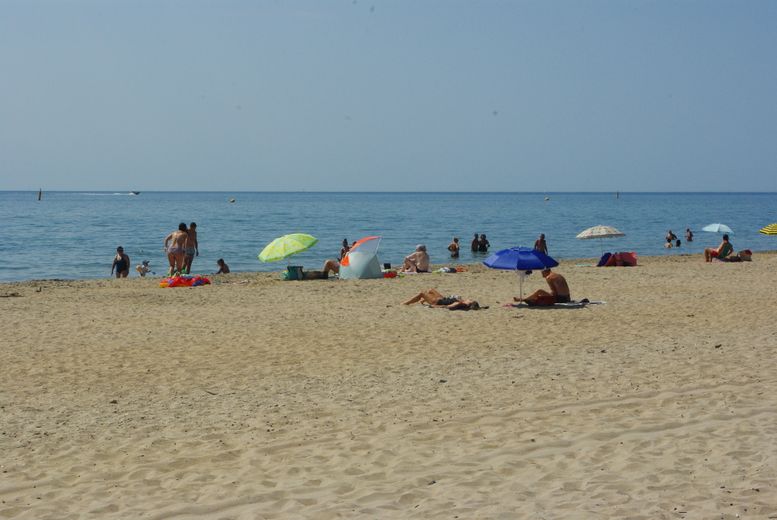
[0,191,775,282]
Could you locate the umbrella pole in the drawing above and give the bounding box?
[518,271,524,301]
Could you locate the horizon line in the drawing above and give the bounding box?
[3,190,777,194]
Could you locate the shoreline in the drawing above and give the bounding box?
[2,249,776,287]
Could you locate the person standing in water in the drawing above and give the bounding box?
[478,234,490,253]
[111,246,130,278]
[164,223,188,275]
[534,233,548,255]
[471,233,479,252]
[447,237,460,258]
[183,222,199,274]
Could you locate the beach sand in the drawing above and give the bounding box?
[2,253,777,519]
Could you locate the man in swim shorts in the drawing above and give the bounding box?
[183,222,199,274]
[164,223,188,275]
[533,233,548,255]
[704,234,733,262]
[402,244,430,273]
[515,268,571,306]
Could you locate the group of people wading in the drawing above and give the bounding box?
[163,222,199,276]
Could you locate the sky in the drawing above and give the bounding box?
[1,0,775,192]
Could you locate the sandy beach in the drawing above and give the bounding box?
[2,252,777,519]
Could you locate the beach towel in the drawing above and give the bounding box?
[507,299,604,309]
[160,275,211,288]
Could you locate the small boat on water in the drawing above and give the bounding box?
[228,198,236,203]
[129,191,140,196]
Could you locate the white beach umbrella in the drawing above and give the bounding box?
[576,225,626,240]
[702,223,733,234]
[576,225,625,254]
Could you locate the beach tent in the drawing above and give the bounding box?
[340,236,383,280]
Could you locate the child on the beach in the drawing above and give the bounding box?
[215,259,230,274]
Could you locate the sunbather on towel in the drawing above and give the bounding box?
[514,267,570,306]
[403,288,480,310]
[704,234,733,262]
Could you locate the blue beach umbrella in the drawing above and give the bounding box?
[483,247,559,300]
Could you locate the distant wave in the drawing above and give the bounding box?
[76,192,135,196]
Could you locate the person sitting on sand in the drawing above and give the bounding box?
[136,260,152,276]
[111,246,130,278]
[704,234,734,262]
[447,237,460,258]
[401,244,430,273]
[215,258,230,274]
[321,240,354,276]
[403,288,480,310]
[514,267,570,306]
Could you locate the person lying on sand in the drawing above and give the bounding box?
[514,267,570,306]
[403,288,480,310]
[323,258,340,275]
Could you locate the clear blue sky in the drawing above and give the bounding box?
[1,0,775,191]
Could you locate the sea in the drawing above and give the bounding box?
[0,191,775,282]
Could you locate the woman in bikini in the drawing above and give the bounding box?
[164,223,188,275]
[403,288,480,310]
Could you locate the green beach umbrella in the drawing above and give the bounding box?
[258,233,318,263]
[759,223,777,236]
